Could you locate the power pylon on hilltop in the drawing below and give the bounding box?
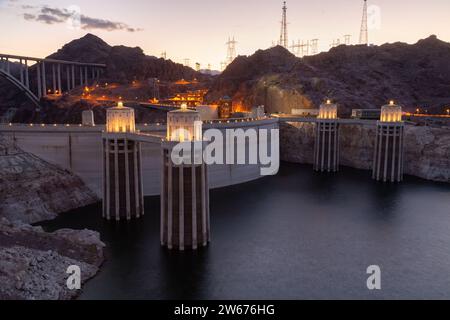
[330,39,341,48]
[359,0,368,45]
[226,37,237,65]
[310,39,319,55]
[290,40,301,57]
[279,1,288,48]
[344,34,351,45]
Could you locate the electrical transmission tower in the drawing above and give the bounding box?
[310,39,319,55]
[226,37,237,65]
[330,39,341,48]
[359,0,368,45]
[161,51,167,59]
[279,1,288,48]
[290,40,301,57]
[344,34,351,45]
[184,59,190,68]
[301,40,310,57]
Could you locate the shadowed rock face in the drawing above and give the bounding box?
[280,122,450,183]
[0,135,104,300]
[0,134,99,224]
[206,35,450,116]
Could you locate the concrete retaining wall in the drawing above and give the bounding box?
[1,119,279,196]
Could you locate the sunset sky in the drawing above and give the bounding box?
[1,0,449,70]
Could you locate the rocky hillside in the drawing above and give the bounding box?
[47,33,204,82]
[0,134,98,224]
[0,134,104,300]
[206,35,450,116]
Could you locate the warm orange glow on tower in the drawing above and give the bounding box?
[380,101,402,122]
[106,102,136,133]
[318,100,338,119]
[167,103,202,142]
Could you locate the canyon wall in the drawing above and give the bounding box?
[280,122,450,183]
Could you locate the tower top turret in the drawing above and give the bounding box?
[318,99,338,120]
[380,101,402,123]
[167,104,202,142]
[106,101,136,133]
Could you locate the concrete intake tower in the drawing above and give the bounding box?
[102,102,144,221]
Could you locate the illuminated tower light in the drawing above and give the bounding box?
[314,99,340,173]
[372,101,404,182]
[161,103,210,250]
[102,101,144,221]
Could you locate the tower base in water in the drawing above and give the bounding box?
[160,142,210,250]
[314,120,340,172]
[102,134,144,221]
[372,122,404,182]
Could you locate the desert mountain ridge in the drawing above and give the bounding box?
[46,33,206,82]
[206,35,450,115]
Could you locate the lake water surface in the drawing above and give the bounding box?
[42,163,450,299]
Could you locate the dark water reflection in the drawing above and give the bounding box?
[41,163,450,299]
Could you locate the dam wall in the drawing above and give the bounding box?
[0,119,279,196]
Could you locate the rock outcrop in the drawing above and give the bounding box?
[0,218,104,300]
[0,134,99,224]
[280,122,450,183]
[206,35,450,116]
[0,134,104,300]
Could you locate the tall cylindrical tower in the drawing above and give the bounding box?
[314,100,340,172]
[372,101,404,182]
[161,104,210,250]
[102,102,144,221]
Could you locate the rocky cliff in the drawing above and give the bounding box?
[280,122,450,183]
[0,134,104,300]
[206,35,450,116]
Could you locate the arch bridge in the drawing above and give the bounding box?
[0,53,106,107]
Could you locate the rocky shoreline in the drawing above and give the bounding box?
[0,219,104,300]
[0,134,104,300]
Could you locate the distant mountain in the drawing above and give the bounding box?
[47,33,206,82]
[0,34,209,119]
[206,35,450,115]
